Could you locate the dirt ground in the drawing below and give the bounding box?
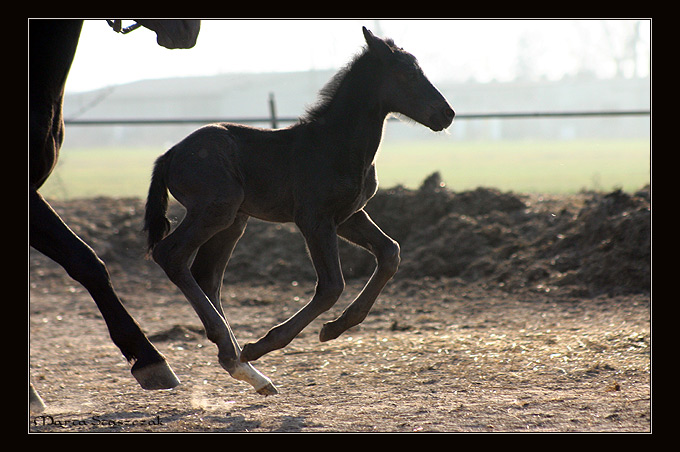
[29,177,651,433]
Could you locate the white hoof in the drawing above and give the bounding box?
[230,362,278,396]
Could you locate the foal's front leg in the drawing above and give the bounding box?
[240,218,345,362]
[319,209,400,342]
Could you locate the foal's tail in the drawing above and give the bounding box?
[143,152,172,256]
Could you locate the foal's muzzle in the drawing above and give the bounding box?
[429,105,455,132]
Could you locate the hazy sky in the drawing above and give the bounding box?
[64,19,650,93]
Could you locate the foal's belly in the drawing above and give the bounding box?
[238,160,378,227]
[239,188,296,224]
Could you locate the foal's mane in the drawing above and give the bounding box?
[300,38,399,124]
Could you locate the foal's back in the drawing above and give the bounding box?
[164,123,300,223]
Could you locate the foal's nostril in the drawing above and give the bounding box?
[428,104,455,131]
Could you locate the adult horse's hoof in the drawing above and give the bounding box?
[131,360,181,390]
[30,384,46,412]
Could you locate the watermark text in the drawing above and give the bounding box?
[31,414,164,429]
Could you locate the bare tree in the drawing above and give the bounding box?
[599,20,648,78]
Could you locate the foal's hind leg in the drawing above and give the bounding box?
[152,203,276,395]
[319,209,400,342]
[190,213,249,315]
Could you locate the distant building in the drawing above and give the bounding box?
[62,71,650,148]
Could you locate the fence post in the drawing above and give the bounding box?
[269,92,277,129]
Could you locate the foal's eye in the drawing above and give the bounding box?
[399,66,419,82]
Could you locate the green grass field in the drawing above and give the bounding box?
[39,139,650,200]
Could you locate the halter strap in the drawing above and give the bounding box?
[107,20,142,34]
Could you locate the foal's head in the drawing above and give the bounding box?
[363,27,454,132]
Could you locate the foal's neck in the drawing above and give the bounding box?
[311,55,388,167]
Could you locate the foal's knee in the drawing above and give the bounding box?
[321,280,345,300]
[378,240,401,276]
[315,280,345,311]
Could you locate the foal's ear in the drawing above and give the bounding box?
[362,26,393,58]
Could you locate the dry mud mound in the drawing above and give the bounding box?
[360,174,650,297]
[35,174,650,298]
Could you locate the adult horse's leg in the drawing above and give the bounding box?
[319,209,400,342]
[151,202,276,395]
[29,190,179,390]
[30,383,46,412]
[240,217,345,362]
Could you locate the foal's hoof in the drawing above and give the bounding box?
[256,382,279,396]
[319,321,343,342]
[239,342,261,363]
[229,361,279,396]
[131,360,181,390]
